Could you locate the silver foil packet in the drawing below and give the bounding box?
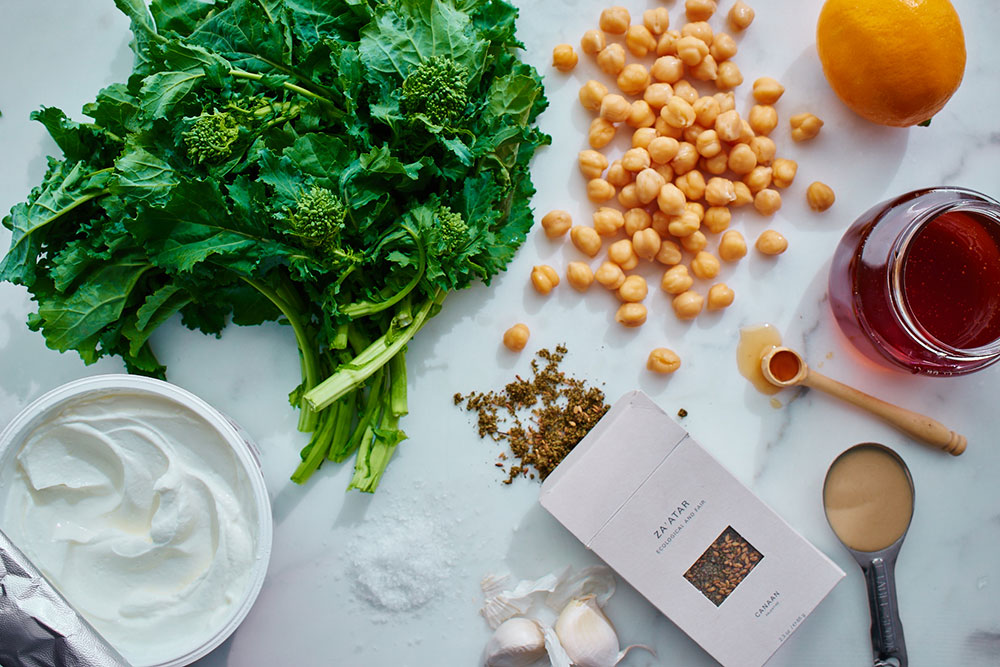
[0,528,131,667]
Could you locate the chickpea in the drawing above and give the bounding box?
[670,142,700,175]
[648,136,680,164]
[704,177,736,206]
[502,323,530,352]
[589,117,617,149]
[742,165,773,194]
[716,61,743,89]
[710,33,738,62]
[616,302,648,327]
[604,161,629,189]
[600,94,631,123]
[656,30,681,57]
[676,35,709,67]
[661,264,694,294]
[621,147,651,173]
[727,143,757,175]
[578,149,609,180]
[644,7,671,34]
[651,56,684,84]
[617,183,641,209]
[570,225,603,257]
[718,230,747,261]
[728,0,755,30]
[647,347,682,374]
[692,129,720,159]
[644,83,674,111]
[618,274,649,302]
[749,135,776,165]
[668,210,701,238]
[748,104,778,136]
[566,262,595,291]
[541,209,573,238]
[732,181,754,207]
[654,163,675,183]
[807,181,836,212]
[753,188,782,215]
[689,54,719,82]
[657,182,687,215]
[552,44,578,72]
[624,207,653,235]
[656,239,683,265]
[702,152,729,175]
[686,0,717,21]
[620,64,652,97]
[636,168,667,204]
[673,290,704,320]
[675,80,701,105]
[752,77,784,104]
[683,20,714,42]
[690,250,721,279]
[680,122,705,145]
[692,96,721,128]
[736,118,755,145]
[771,158,798,188]
[651,210,672,236]
[600,6,630,34]
[626,24,658,58]
[530,264,559,294]
[680,230,708,253]
[675,170,707,201]
[703,205,732,233]
[593,206,625,236]
[714,109,742,142]
[595,261,627,289]
[756,229,788,255]
[685,201,705,222]
[632,127,658,149]
[596,43,626,76]
[790,112,824,141]
[580,29,606,56]
[579,80,609,111]
[627,100,657,128]
[608,238,639,270]
[706,283,735,310]
[587,178,616,204]
[661,96,696,129]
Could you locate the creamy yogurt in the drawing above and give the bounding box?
[1,390,259,666]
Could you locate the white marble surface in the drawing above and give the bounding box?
[1,1,999,665]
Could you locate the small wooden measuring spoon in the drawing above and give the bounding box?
[759,347,967,456]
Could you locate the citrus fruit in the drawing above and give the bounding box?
[816,0,966,127]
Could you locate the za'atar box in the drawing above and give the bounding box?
[539,391,844,667]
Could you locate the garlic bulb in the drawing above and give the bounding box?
[554,596,654,667]
[484,617,546,667]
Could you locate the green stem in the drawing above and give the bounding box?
[341,227,425,319]
[229,69,344,116]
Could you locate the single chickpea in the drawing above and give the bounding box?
[728,0,755,30]
[566,262,595,291]
[661,264,694,294]
[752,77,784,104]
[727,143,757,175]
[589,117,617,149]
[714,109,742,142]
[713,91,735,113]
[655,117,680,140]
[690,251,721,279]
[670,142,700,175]
[608,238,640,270]
[626,24,658,58]
[636,168,667,204]
[702,152,729,175]
[580,29,606,56]
[644,83,674,111]
[675,170,707,201]
[703,205,732,233]
[742,165,773,194]
[695,129,723,158]
[622,147,652,173]
[693,96,721,127]
[771,158,798,188]
[651,56,684,84]
[618,64,652,96]
[680,230,708,253]
[597,43,626,76]
[682,122,706,145]
[552,44,578,72]
[654,162,675,183]
[600,94,631,123]
[627,100,657,128]
[578,80,609,111]
[704,177,736,206]
[807,181,836,211]
[616,302,648,327]
[656,239,683,265]
[716,61,743,89]
[657,182,687,215]
[732,181,754,207]
[530,265,560,294]
[690,54,719,82]
[600,6,631,34]
[686,0,717,21]
[570,225,602,256]
[632,128,658,150]
[595,261,627,289]
[541,209,573,238]
[749,135,776,165]
[618,183,642,209]
[706,283,735,310]
[753,188,782,215]
[756,229,788,255]
[618,274,649,302]
[648,136,680,164]
[710,33,738,62]
[644,7,671,34]
[737,118,756,144]
[674,80,700,105]
[682,21,714,43]
[502,323,530,352]
[748,105,778,136]
[648,347,682,374]
[651,210,672,236]
[676,35,709,67]
[578,149,609,179]
[624,207,653,235]
[668,210,701,237]
[718,230,747,261]
[673,290,704,320]
[587,178,616,203]
[685,201,705,221]
[661,96,697,129]
[656,29,681,57]
[606,160,632,188]
[593,207,625,236]
[790,112,824,141]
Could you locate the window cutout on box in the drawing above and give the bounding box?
[683,526,763,606]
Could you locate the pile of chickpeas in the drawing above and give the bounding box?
[514,0,837,374]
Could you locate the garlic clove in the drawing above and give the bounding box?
[481,572,562,629]
[554,596,621,667]
[484,617,547,667]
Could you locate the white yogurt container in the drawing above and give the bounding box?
[0,375,273,667]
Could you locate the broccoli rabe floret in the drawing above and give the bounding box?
[182,111,241,165]
[436,206,468,254]
[401,56,470,126]
[290,186,347,252]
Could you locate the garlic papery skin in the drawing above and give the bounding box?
[484,617,547,667]
[554,596,621,667]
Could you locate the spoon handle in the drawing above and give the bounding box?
[802,370,966,455]
[861,555,908,667]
